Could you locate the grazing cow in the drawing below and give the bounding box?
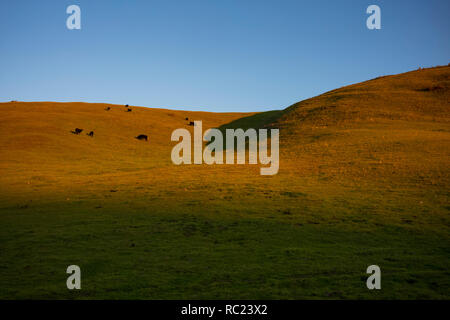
[189,121,195,126]
[105,106,111,111]
[125,104,129,108]
[135,134,148,141]
[185,117,189,121]
[87,131,94,137]
[71,128,83,135]
[126,108,132,112]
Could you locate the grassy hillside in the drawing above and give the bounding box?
[276,66,450,197]
[0,66,449,299]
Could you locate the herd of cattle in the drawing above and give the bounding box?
[70,104,193,142]
[71,128,94,137]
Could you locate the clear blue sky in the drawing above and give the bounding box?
[1,0,449,112]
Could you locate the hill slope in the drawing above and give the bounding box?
[277,66,449,130]
[273,66,450,189]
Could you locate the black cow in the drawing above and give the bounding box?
[135,134,148,141]
[71,128,83,135]
[105,106,111,111]
[185,117,189,121]
[126,108,132,112]
[87,131,94,137]
[188,121,195,126]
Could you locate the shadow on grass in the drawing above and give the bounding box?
[217,110,284,132]
[206,110,284,150]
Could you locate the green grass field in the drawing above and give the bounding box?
[1,189,448,299]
